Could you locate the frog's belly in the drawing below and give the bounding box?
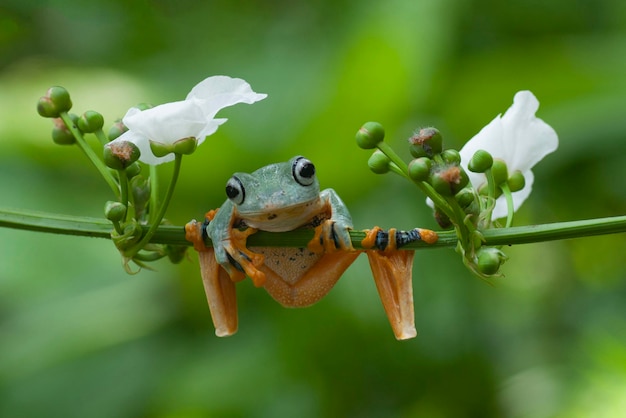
[250,247,322,285]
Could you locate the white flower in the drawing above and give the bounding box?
[111,76,267,165]
[460,90,558,219]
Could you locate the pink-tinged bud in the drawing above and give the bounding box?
[408,127,443,158]
[108,119,128,141]
[356,121,385,149]
[104,141,141,170]
[37,86,72,118]
[78,110,104,133]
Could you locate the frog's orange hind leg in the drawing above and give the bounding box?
[197,249,238,336]
[186,219,238,337]
[365,249,416,340]
[362,227,428,340]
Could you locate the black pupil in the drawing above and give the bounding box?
[299,162,315,178]
[226,184,239,198]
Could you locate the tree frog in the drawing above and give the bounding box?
[185,156,438,339]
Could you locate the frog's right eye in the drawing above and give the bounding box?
[226,176,245,205]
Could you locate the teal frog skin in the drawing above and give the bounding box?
[185,156,436,339]
[206,155,355,285]
[186,156,360,336]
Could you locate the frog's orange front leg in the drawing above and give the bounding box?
[185,218,238,336]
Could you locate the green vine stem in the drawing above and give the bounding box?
[1,207,624,250]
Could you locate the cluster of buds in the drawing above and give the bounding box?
[36,76,267,272]
[37,87,184,271]
[356,121,509,278]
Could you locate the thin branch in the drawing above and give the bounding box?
[1,207,625,250]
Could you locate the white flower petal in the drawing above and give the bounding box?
[117,75,266,166]
[123,100,207,144]
[459,114,505,190]
[454,91,557,219]
[500,91,558,172]
[197,118,227,145]
[187,75,267,118]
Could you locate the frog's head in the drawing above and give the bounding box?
[224,156,323,231]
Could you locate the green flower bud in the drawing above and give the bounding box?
[407,157,432,181]
[491,159,509,185]
[452,166,470,194]
[51,117,76,145]
[166,245,188,264]
[149,141,173,158]
[125,162,142,178]
[429,170,453,196]
[78,110,104,133]
[468,149,493,173]
[104,201,127,222]
[108,119,128,141]
[507,170,526,192]
[441,149,461,165]
[476,247,507,276]
[173,137,198,155]
[429,164,466,196]
[104,140,141,170]
[478,183,503,199]
[455,188,475,208]
[408,127,443,158]
[131,175,151,219]
[368,150,391,174]
[37,86,72,118]
[112,219,143,249]
[356,121,385,149]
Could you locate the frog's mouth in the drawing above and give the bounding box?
[237,198,327,232]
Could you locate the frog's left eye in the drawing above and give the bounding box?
[226,176,245,205]
[292,157,316,186]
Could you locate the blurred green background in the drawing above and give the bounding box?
[1,0,626,417]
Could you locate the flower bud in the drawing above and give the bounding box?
[104,201,127,222]
[51,117,76,145]
[173,137,198,155]
[491,159,509,185]
[104,141,141,170]
[507,170,526,192]
[468,149,493,173]
[441,149,461,165]
[478,183,502,199]
[125,162,142,178]
[112,219,143,249]
[37,86,72,118]
[476,247,507,276]
[78,110,104,133]
[408,127,443,158]
[368,150,391,174]
[408,157,432,182]
[108,119,128,141]
[149,141,173,158]
[167,245,188,264]
[131,175,151,218]
[455,188,475,208]
[356,121,385,149]
[429,164,468,196]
